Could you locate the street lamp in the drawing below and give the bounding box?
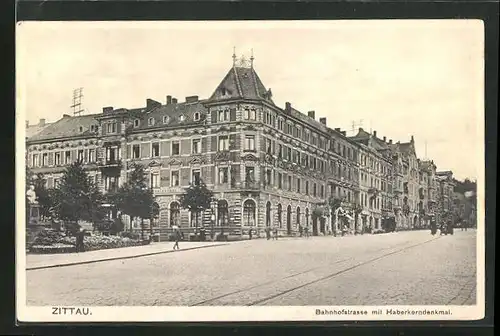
[210,199,217,240]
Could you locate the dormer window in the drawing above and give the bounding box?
[220,87,227,96]
[163,115,170,124]
[78,126,84,133]
[179,115,186,122]
[148,117,155,126]
[133,119,140,128]
[193,112,200,121]
[90,125,98,132]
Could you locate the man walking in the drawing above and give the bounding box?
[273,226,278,240]
[75,227,85,253]
[172,225,181,250]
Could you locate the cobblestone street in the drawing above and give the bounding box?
[26,230,477,306]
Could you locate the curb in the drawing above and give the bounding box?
[26,243,230,271]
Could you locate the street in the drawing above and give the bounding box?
[26,230,477,306]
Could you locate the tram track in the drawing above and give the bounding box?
[190,236,440,306]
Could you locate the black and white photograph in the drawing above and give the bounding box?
[16,20,484,322]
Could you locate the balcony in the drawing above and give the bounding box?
[242,181,260,190]
[98,158,122,168]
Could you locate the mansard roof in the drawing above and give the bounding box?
[27,114,99,142]
[208,65,274,103]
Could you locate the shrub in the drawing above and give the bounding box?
[31,229,70,246]
[120,231,141,240]
[372,229,386,235]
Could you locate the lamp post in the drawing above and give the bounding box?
[210,199,216,241]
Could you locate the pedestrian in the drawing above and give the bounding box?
[172,225,181,250]
[265,226,271,240]
[304,226,309,238]
[75,227,85,253]
[299,225,303,237]
[273,226,278,240]
[430,219,437,236]
[248,228,253,240]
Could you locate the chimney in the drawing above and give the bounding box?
[307,111,315,119]
[186,95,199,103]
[38,119,46,126]
[25,120,29,128]
[341,131,346,136]
[389,139,393,144]
[285,102,291,113]
[166,95,172,105]
[383,136,387,142]
[172,97,178,104]
[359,127,363,132]
[319,117,327,125]
[373,130,377,138]
[146,98,161,110]
[102,106,113,114]
[334,128,341,132]
[411,135,414,142]
[63,114,71,118]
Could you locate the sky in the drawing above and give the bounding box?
[16,20,484,180]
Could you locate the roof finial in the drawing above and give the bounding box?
[250,48,254,68]
[232,47,237,66]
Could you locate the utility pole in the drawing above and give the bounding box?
[71,88,84,116]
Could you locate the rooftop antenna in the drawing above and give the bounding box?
[232,47,237,66]
[71,87,84,116]
[250,48,254,68]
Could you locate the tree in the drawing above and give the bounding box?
[179,180,214,234]
[110,163,155,239]
[51,161,105,233]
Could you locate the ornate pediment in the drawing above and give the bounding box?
[242,153,259,162]
[264,154,274,165]
[190,155,204,165]
[168,158,183,166]
[148,160,162,167]
[214,150,231,162]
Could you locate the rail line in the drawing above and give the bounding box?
[190,237,440,306]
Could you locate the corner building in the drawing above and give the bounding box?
[26,57,359,238]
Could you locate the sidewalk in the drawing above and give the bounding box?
[26,241,229,270]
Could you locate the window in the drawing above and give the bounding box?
[171,171,180,187]
[193,112,201,121]
[265,138,272,154]
[243,199,256,226]
[244,108,256,120]
[148,117,155,126]
[245,166,255,183]
[219,167,228,184]
[287,147,292,161]
[219,136,229,151]
[64,151,71,164]
[106,146,118,162]
[297,178,301,193]
[313,183,317,197]
[305,181,309,195]
[152,142,160,157]
[104,176,118,192]
[77,150,84,162]
[54,152,61,165]
[42,153,48,166]
[278,173,283,189]
[169,202,180,227]
[192,169,201,185]
[107,122,117,133]
[150,173,160,188]
[244,135,255,151]
[320,185,324,198]
[218,109,229,122]
[79,126,83,133]
[172,141,180,155]
[192,139,201,154]
[288,176,292,191]
[278,144,283,158]
[163,116,170,124]
[217,200,229,226]
[54,178,60,188]
[89,149,95,163]
[30,153,37,167]
[179,115,186,122]
[265,169,272,186]
[296,127,302,139]
[132,145,140,159]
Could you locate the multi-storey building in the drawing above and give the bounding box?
[436,170,456,224]
[26,56,362,238]
[418,159,438,228]
[350,128,394,232]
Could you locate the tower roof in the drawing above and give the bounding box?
[208,52,274,103]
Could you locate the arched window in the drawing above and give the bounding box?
[134,119,140,128]
[277,204,282,228]
[163,116,170,124]
[169,202,180,227]
[148,117,155,126]
[193,112,201,121]
[217,200,229,226]
[243,199,256,226]
[296,207,301,226]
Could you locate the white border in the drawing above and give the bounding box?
[16,20,486,323]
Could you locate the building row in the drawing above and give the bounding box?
[25,56,463,238]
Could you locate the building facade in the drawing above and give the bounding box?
[25,56,469,237]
